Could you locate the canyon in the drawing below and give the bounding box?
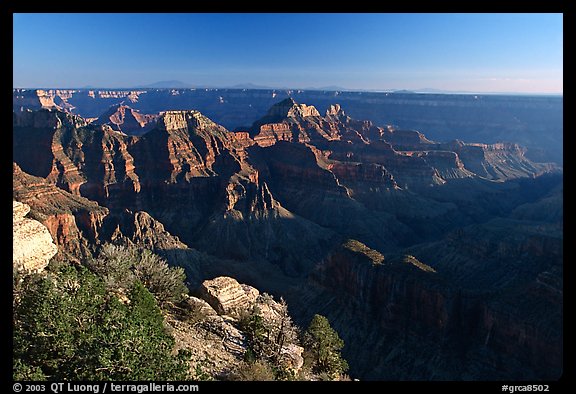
[12,94,563,380]
[13,88,563,164]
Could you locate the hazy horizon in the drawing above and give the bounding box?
[10,84,564,97]
[13,13,563,94]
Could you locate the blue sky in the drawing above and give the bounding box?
[13,13,563,93]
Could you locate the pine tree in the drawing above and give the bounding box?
[303,314,348,378]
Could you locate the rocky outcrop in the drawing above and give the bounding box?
[265,98,321,119]
[198,276,289,330]
[195,276,305,374]
[13,89,76,112]
[96,104,157,136]
[247,99,548,189]
[379,128,434,148]
[280,344,304,372]
[13,162,107,257]
[414,150,474,180]
[328,161,398,191]
[133,110,239,183]
[229,131,255,149]
[253,142,348,195]
[13,104,556,211]
[167,277,306,379]
[450,142,552,180]
[13,201,57,273]
[191,171,335,276]
[103,210,187,251]
[13,107,87,129]
[13,109,140,198]
[199,276,256,316]
[250,99,353,145]
[325,103,346,117]
[254,123,293,147]
[198,275,299,322]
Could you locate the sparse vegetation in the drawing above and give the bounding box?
[132,249,188,304]
[86,243,137,291]
[401,254,436,273]
[229,360,276,381]
[343,239,385,265]
[171,297,208,326]
[237,296,301,380]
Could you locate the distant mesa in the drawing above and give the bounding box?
[317,85,348,91]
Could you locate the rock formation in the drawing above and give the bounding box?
[199,276,257,316]
[166,292,247,379]
[13,162,186,257]
[290,228,562,379]
[196,276,304,373]
[167,276,305,378]
[13,201,57,273]
[267,97,321,118]
[96,104,157,136]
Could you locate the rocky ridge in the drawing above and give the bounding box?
[13,88,562,164]
[13,162,186,258]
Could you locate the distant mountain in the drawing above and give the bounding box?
[392,89,416,94]
[415,87,452,93]
[319,85,348,91]
[230,83,273,90]
[138,80,192,89]
[299,85,348,91]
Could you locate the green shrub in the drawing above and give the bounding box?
[13,265,190,380]
[86,243,136,291]
[132,249,187,304]
[13,359,46,381]
[87,244,187,305]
